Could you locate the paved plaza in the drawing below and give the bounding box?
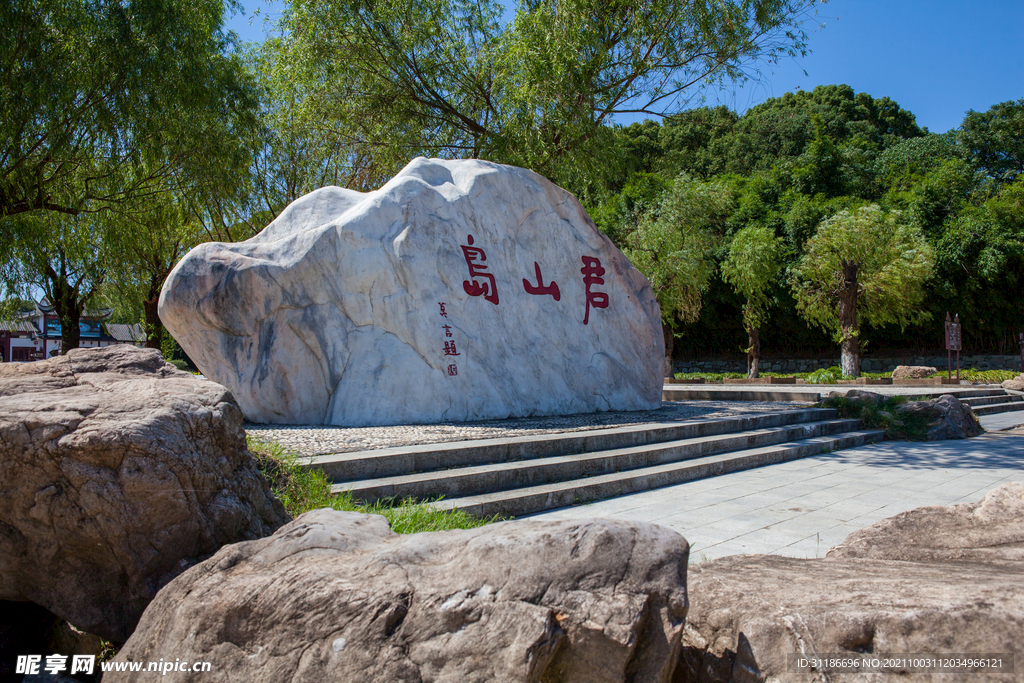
[530,422,1024,562]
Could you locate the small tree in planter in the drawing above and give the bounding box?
[722,225,787,379]
[791,205,934,377]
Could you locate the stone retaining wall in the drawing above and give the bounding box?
[673,354,1023,375]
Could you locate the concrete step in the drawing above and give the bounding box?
[306,408,840,482]
[960,394,1022,407]
[971,401,1024,416]
[662,387,820,402]
[332,418,863,503]
[429,430,886,518]
[943,388,1011,399]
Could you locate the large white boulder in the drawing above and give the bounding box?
[159,158,663,426]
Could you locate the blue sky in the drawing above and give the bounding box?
[225,0,1023,134]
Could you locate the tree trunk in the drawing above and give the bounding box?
[839,259,860,378]
[143,296,163,351]
[662,321,674,378]
[50,280,82,356]
[747,325,761,379]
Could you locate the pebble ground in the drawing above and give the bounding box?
[245,399,804,456]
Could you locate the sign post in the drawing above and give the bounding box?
[1019,332,1023,373]
[944,312,961,382]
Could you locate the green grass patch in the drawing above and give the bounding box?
[248,437,497,533]
[930,368,1017,383]
[673,371,746,381]
[818,395,931,441]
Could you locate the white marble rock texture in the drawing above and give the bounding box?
[159,157,663,426]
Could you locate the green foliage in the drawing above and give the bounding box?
[622,174,730,324]
[951,368,1018,383]
[721,225,787,331]
[819,395,930,441]
[248,437,496,531]
[0,0,259,219]
[272,0,817,190]
[791,205,935,340]
[168,359,190,371]
[672,371,745,381]
[959,99,1024,185]
[806,366,847,383]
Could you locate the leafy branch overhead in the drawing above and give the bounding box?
[275,0,820,186]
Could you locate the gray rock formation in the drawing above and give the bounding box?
[0,346,290,642]
[111,511,690,683]
[678,483,1024,682]
[159,157,663,427]
[891,365,937,380]
[899,393,983,440]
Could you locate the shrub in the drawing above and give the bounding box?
[247,437,497,532]
[819,395,931,441]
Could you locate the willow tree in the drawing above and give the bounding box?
[272,0,820,191]
[0,0,259,220]
[623,175,730,373]
[791,205,934,377]
[721,225,787,378]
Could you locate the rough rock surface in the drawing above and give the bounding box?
[159,157,663,427]
[1003,373,1024,392]
[678,484,1024,683]
[0,346,290,642]
[899,393,983,440]
[829,389,884,406]
[891,365,937,380]
[112,511,690,683]
[830,481,1024,563]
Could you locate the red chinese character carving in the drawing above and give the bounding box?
[442,324,453,337]
[522,262,560,300]
[461,235,499,305]
[580,255,609,325]
[447,364,458,376]
[438,302,448,318]
[443,340,461,356]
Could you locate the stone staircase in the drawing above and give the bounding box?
[957,389,1024,416]
[303,408,884,518]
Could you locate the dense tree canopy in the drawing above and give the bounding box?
[595,87,1024,361]
[267,0,819,192]
[0,0,259,220]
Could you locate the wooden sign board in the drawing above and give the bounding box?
[945,319,961,351]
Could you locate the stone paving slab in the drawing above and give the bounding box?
[980,410,1024,431]
[527,430,1024,563]
[244,400,804,456]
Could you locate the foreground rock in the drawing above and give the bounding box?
[159,157,663,426]
[891,365,937,380]
[831,481,1024,563]
[899,393,983,439]
[1003,373,1024,392]
[827,391,982,440]
[0,347,290,642]
[112,511,689,683]
[678,483,1024,682]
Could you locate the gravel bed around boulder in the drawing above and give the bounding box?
[245,400,806,456]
